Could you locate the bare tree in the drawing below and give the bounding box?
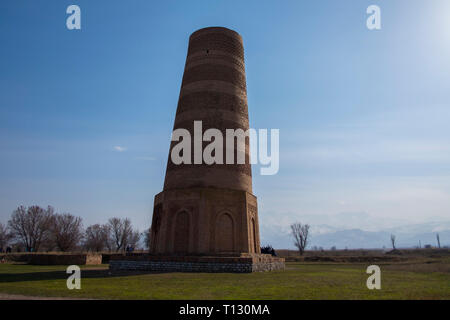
[143,227,151,249]
[51,213,83,251]
[108,217,133,252]
[290,222,310,256]
[390,234,396,250]
[104,229,115,252]
[0,222,12,250]
[84,224,110,252]
[128,230,141,249]
[8,205,54,252]
[436,233,441,248]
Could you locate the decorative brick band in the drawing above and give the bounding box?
[163,165,252,191]
[185,56,245,74]
[186,51,245,71]
[176,91,248,117]
[180,80,247,100]
[173,118,250,134]
[182,64,246,91]
[188,32,244,60]
[165,163,252,176]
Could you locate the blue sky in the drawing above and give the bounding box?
[1,1,449,246]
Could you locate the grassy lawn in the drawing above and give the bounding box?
[0,261,449,299]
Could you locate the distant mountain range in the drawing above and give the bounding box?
[309,228,450,249]
[260,217,450,249]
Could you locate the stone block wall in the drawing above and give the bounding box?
[109,254,285,273]
[28,254,102,265]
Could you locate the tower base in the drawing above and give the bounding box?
[109,254,285,273]
[150,187,261,255]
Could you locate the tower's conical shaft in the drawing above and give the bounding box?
[163,27,252,193]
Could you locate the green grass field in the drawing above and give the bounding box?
[1,260,449,299]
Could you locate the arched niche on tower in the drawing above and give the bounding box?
[173,210,190,254]
[215,211,235,253]
[250,217,258,253]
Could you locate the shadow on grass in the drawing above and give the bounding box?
[0,268,168,283]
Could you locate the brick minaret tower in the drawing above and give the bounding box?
[149,27,260,255]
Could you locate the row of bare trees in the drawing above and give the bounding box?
[289,227,444,254]
[391,233,442,250]
[0,205,146,253]
[84,218,142,252]
[289,223,446,254]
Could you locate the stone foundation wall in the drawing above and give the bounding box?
[109,254,285,273]
[28,254,102,265]
[109,260,253,273]
[85,254,102,265]
[251,261,285,272]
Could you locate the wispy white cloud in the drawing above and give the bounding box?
[113,146,127,152]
